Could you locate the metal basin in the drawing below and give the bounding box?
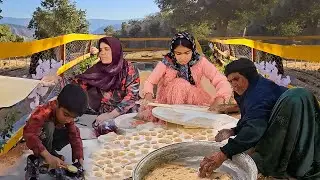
[133,141,258,180]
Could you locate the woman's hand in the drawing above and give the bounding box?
[94,111,119,125]
[40,75,61,87]
[90,47,99,55]
[199,151,228,178]
[139,93,154,105]
[209,97,225,111]
[215,129,235,142]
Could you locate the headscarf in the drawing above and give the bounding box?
[224,58,259,83]
[162,32,201,85]
[76,37,128,92]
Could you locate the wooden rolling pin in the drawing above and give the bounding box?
[146,102,211,112]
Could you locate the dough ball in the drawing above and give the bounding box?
[150,132,157,136]
[91,154,99,160]
[133,136,140,140]
[158,138,166,143]
[139,131,145,135]
[118,151,126,156]
[206,129,213,133]
[124,170,132,176]
[155,128,164,133]
[101,152,112,157]
[104,159,112,164]
[92,166,100,171]
[166,130,173,135]
[143,144,151,148]
[149,128,155,131]
[184,135,192,139]
[124,140,130,145]
[115,158,122,163]
[114,167,121,173]
[103,145,111,149]
[125,165,133,170]
[141,148,149,154]
[151,140,157,144]
[117,135,125,140]
[131,159,139,163]
[144,132,151,136]
[97,160,104,166]
[207,136,215,141]
[132,132,138,136]
[113,150,120,155]
[157,134,164,138]
[193,135,206,141]
[104,167,114,173]
[124,147,130,151]
[114,140,121,144]
[113,174,122,179]
[121,159,130,164]
[152,145,159,149]
[145,136,152,141]
[172,133,179,138]
[128,152,136,157]
[174,138,183,143]
[131,145,140,150]
[94,171,103,177]
[164,135,173,140]
[104,174,112,179]
[158,138,172,144]
[201,131,207,136]
[175,129,182,134]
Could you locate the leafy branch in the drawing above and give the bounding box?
[0,110,21,151]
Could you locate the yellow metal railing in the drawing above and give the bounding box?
[210,38,320,63]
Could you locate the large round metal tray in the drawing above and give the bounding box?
[133,141,257,180]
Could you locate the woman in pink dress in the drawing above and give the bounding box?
[138,32,233,123]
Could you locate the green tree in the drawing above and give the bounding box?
[120,22,128,37]
[28,0,89,39]
[0,0,3,19]
[128,21,142,37]
[0,25,24,42]
[104,25,115,36]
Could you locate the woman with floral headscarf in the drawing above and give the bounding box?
[138,32,233,122]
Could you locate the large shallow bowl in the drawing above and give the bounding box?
[133,141,258,180]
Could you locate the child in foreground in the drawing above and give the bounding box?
[23,84,88,180]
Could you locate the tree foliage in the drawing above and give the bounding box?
[0,24,24,42]
[28,0,89,39]
[151,0,320,37]
[104,25,115,36]
[0,0,3,19]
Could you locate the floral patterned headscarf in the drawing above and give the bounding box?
[162,32,201,85]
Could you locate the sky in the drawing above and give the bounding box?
[1,0,160,20]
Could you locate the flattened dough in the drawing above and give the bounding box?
[0,76,40,108]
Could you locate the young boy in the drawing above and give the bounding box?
[23,84,88,180]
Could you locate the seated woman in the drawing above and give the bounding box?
[41,37,139,135]
[139,32,233,122]
[199,58,320,179]
[71,37,140,127]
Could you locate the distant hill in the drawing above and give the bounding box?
[0,17,31,27]
[88,19,125,33]
[92,24,122,34]
[6,24,35,41]
[0,17,127,34]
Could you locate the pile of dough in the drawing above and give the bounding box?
[144,164,232,180]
